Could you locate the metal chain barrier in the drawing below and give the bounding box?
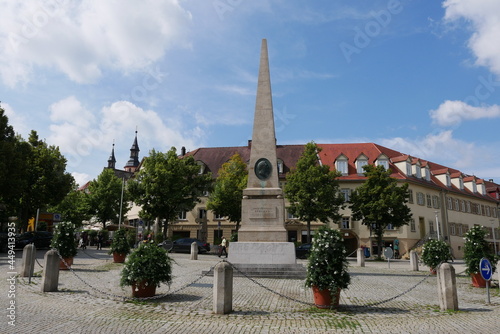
[56,250,218,302]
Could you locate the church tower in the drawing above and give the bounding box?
[107,142,116,169]
[124,130,140,173]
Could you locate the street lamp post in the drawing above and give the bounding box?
[491,219,498,256]
[435,211,440,240]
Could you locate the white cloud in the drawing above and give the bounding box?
[429,100,500,126]
[1,102,29,136]
[380,130,499,178]
[443,0,500,75]
[0,0,192,86]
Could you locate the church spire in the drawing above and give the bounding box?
[107,141,116,169]
[124,130,140,172]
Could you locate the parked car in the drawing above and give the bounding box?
[15,231,53,249]
[295,243,311,259]
[170,238,210,253]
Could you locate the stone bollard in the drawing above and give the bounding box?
[21,244,36,277]
[437,263,458,311]
[190,242,198,260]
[410,250,419,271]
[41,249,60,292]
[213,261,233,314]
[357,248,365,267]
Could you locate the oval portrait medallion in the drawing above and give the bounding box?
[255,158,272,180]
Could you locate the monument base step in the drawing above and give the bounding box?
[203,263,306,279]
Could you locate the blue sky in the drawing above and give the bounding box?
[1,0,499,186]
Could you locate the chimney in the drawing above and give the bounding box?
[181,146,186,156]
[248,140,252,148]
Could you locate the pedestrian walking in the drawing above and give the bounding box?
[218,236,228,258]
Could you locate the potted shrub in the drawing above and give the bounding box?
[421,239,451,274]
[464,225,497,287]
[305,226,350,308]
[51,222,78,270]
[109,228,131,263]
[120,242,173,297]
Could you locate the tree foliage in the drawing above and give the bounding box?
[349,164,412,259]
[284,142,344,243]
[87,168,128,229]
[128,147,212,239]
[206,153,248,230]
[49,182,91,228]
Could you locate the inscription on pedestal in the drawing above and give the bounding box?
[249,207,277,219]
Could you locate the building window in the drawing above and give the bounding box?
[432,195,440,209]
[415,165,421,178]
[459,178,464,190]
[417,192,425,206]
[425,166,431,181]
[356,159,368,174]
[447,197,453,210]
[406,162,412,176]
[386,223,395,230]
[410,219,416,232]
[340,188,351,202]
[457,224,463,236]
[450,223,456,236]
[178,211,187,220]
[341,217,350,229]
[426,194,432,207]
[336,156,348,175]
[408,189,414,204]
[460,200,466,212]
[377,158,389,170]
[454,199,459,211]
[287,209,297,219]
[486,206,491,217]
[429,220,435,234]
[277,159,284,174]
[466,201,471,213]
[198,209,207,219]
[446,174,451,187]
[214,212,224,220]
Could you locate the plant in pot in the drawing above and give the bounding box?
[51,222,78,270]
[305,226,350,308]
[463,225,497,287]
[108,228,131,263]
[120,242,173,298]
[421,239,451,274]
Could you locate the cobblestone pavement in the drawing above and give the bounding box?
[3,248,499,333]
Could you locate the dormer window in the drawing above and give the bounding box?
[459,178,464,190]
[376,155,389,170]
[277,159,284,174]
[356,155,368,174]
[335,155,348,175]
[406,162,412,176]
[415,166,421,178]
[472,182,477,193]
[197,161,206,174]
[446,174,451,187]
[424,166,431,181]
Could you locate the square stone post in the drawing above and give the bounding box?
[357,248,365,267]
[21,244,36,277]
[213,261,233,314]
[410,250,419,271]
[437,263,458,311]
[190,242,198,260]
[41,249,60,292]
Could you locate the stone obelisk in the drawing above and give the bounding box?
[228,39,296,265]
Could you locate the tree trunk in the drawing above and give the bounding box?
[376,231,384,260]
[307,221,311,243]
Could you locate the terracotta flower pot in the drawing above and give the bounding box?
[131,281,157,298]
[113,252,127,263]
[312,286,341,309]
[430,268,437,275]
[59,257,73,270]
[471,272,487,288]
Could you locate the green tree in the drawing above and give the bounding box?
[207,153,248,231]
[49,182,91,228]
[350,164,412,259]
[128,147,212,240]
[17,131,74,230]
[284,142,344,243]
[0,106,30,222]
[87,168,128,229]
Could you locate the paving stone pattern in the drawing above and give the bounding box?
[3,249,499,333]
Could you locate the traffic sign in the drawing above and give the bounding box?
[384,247,394,259]
[479,258,492,281]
